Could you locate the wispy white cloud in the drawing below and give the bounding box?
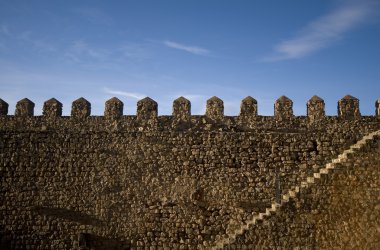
[0,25,56,52]
[119,43,151,61]
[163,40,209,56]
[63,40,152,70]
[104,87,146,100]
[19,31,56,52]
[263,0,378,62]
[72,8,113,25]
[65,40,109,63]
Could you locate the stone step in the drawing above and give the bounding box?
[363,135,374,140]
[351,144,362,149]
[265,209,271,216]
[258,213,265,220]
[326,163,334,169]
[250,217,258,224]
[211,130,380,250]
[332,158,342,163]
[272,203,280,210]
[288,190,296,198]
[307,177,315,183]
[320,168,329,174]
[282,194,289,201]
[345,149,354,154]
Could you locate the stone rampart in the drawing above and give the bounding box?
[0,95,379,249]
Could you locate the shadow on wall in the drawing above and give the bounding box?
[33,206,103,226]
[78,233,131,250]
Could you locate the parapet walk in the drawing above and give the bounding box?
[0,95,379,122]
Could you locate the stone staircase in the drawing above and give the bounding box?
[212,130,380,249]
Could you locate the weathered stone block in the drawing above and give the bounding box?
[239,96,257,118]
[0,98,8,116]
[137,97,158,129]
[206,96,223,121]
[338,95,360,119]
[71,97,91,119]
[105,97,123,119]
[274,96,293,120]
[376,99,380,117]
[15,98,34,117]
[43,98,62,118]
[172,96,191,127]
[307,95,325,122]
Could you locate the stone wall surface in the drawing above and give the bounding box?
[0,96,379,249]
[230,136,380,249]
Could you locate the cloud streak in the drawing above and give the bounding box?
[104,87,146,100]
[72,8,113,25]
[64,40,110,63]
[164,40,209,56]
[263,0,377,62]
[0,25,56,52]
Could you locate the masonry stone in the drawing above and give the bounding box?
[137,97,158,130]
[239,96,257,118]
[376,99,380,117]
[43,98,63,118]
[338,95,360,119]
[105,97,123,119]
[15,98,34,117]
[71,97,91,119]
[172,96,191,128]
[307,95,325,122]
[0,95,379,249]
[206,96,224,121]
[0,98,8,116]
[275,95,293,120]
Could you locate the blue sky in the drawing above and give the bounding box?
[0,0,380,116]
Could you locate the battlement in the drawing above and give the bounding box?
[0,95,379,132]
[0,94,380,249]
[0,95,379,119]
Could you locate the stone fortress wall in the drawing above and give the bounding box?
[0,95,379,249]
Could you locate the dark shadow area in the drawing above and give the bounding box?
[34,206,103,226]
[82,233,131,250]
[238,201,272,213]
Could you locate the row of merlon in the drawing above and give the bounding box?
[0,95,379,120]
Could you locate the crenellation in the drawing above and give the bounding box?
[0,98,8,116]
[206,96,224,121]
[274,96,293,120]
[15,98,35,117]
[137,97,158,130]
[105,97,123,119]
[307,95,325,123]
[43,98,63,118]
[0,95,378,122]
[0,94,379,249]
[172,96,191,128]
[338,95,360,119]
[239,96,257,119]
[71,97,91,119]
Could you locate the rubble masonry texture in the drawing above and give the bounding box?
[0,95,379,249]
